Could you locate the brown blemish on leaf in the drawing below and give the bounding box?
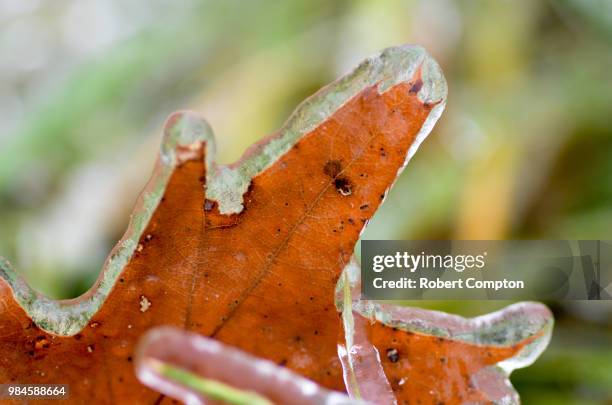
[386,348,399,363]
[409,78,423,94]
[334,177,352,196]
[34,336,50,351]
[323,160,343,178]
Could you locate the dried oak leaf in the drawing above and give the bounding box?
[0,45,550,404]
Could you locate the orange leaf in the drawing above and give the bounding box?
[0,45,550,404]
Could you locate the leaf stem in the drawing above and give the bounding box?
[149,359,274,405]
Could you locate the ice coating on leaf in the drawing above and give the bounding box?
[205,44,447,214]
[136,327,369,405]
[337,261,396,404]
[471,366,520,404]
[0,111,213,335]
[161,111,216,167]
[336,259,553,404]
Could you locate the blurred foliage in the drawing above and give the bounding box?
[0,0,610,403]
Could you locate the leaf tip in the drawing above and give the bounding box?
[161,110,216,166]
[374,44,447,105]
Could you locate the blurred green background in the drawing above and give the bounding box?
[0,0,610,403]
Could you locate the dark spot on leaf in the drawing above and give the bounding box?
[334,177,352,196]
[409,78,423,94]
[278,359,287,366]
[387,348,399,363]
[323,160,342,178]
[359,204,369,210]
[34,337,50,350]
